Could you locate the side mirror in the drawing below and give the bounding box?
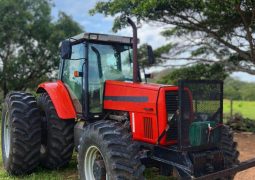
[61,40,72,59]
[145,73,153,79]
[147,45,155,65]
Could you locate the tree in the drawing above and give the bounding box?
[0,0,83,96]
[224,77,255,100]
[157,63,228,85]
[138,43,174,67]
[90,0,255,74]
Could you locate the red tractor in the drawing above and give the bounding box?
[2,18,255,180]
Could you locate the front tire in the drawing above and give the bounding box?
[37,93,75,169]
[1,92,41,175]
[78,120,145,180]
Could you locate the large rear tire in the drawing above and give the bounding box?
[1,92,41,175]
[78,120,145,180]
[37,93,75,169]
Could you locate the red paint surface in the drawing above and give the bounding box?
[37,80,76,120]
[36,79,193,146]
[104,80,161,114]
[104,80,182,145]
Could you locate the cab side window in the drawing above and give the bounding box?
[62,43,85,113]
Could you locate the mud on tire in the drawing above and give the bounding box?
[37,93,74,169]
[1,92,41,175]
[78,120,145,180]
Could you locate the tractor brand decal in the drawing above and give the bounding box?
[104,96,148,102]
[132,112,135,133]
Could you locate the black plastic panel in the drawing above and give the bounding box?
[165,91,178,141]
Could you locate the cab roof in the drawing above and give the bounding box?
[67,32,137,45]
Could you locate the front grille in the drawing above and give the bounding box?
[165,91,178,141]
[144,117,153,139]
[166,91,178,113]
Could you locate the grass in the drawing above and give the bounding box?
[0,115,79,180]
[0,157,173,180]
[0,155,173,180]
[223,99,255,120]
[0,152,173,180]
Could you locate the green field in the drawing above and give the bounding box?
[223,100,255,120]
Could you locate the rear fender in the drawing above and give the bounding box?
[36,80,76,119]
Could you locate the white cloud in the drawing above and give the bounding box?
[231,72,255,82]
[104,16,116,22]
[52,0,172,49]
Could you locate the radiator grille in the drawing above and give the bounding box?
[144,117,153,139]
[165,91,178,141]
[166,91,178,113]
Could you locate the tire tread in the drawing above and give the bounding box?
[37,93,74,169]
[78,120,145,180]
[1,91,41,175]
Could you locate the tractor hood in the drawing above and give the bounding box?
[105,80,171,90]
[103,80,174,115]
[103,80,178,144]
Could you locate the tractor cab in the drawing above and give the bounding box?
[59,33,139,118]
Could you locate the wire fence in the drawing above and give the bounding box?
[224,99,255,120]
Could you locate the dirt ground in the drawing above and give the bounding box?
[234,132,255,180]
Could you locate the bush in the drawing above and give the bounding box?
[226,113,255,132]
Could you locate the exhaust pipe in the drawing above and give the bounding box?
[127,18,139,83]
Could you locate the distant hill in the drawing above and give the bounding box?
[224,77,255,101]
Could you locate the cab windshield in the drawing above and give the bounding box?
[88,43,133,82]
[88,42,133,113]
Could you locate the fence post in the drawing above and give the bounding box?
[230,99,233,120]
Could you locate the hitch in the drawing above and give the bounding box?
[150,146,255,179]
[193,158,255,180]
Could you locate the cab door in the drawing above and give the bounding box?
[61,43,85,114]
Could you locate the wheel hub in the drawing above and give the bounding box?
[84,145,109,180]
[93,159,106,180]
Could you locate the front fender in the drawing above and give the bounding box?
[36,80,76,119]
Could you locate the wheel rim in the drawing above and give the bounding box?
[3,111,11,158]
[84,145,109,180]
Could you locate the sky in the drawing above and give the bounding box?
[51,0,169,49]
[52,0,255,82]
